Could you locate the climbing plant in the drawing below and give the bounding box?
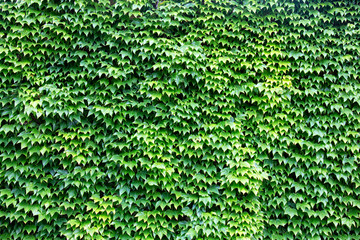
[0,0,359,239]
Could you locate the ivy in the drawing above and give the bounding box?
[0,0,360,239]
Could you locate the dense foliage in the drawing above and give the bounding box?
[0,0,360,239]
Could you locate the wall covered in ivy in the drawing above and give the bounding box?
[0,0,359,239]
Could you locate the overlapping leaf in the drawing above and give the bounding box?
[0,0,359,239]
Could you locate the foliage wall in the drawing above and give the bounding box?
[0,0,359,239]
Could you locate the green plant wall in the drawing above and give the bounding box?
[0,0,359,239]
